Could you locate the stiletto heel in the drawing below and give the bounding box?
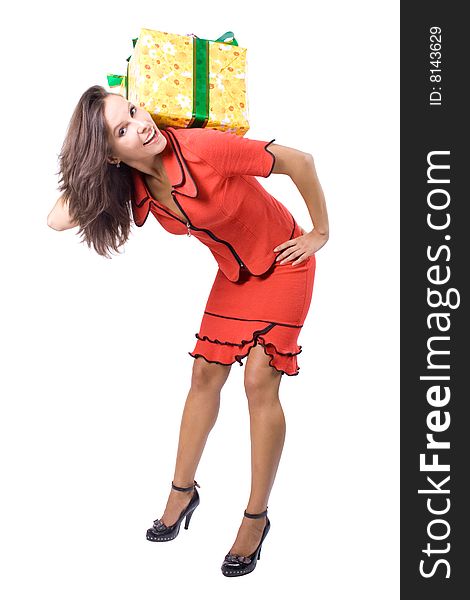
[184,508,195,530]
[221,507,270,577]
[146,480,200,542]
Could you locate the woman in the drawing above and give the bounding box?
[48,85,329,577]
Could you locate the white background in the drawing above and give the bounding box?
[1,1,399,597]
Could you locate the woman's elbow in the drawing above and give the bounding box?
[47,194,79,231]
[47,211,66,230]
[47,214,76,231]
[47,213,61,230]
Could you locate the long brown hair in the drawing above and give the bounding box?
[56,85,134,258]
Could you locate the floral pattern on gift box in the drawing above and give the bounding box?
[127,29,249,134]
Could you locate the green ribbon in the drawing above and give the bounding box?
[106,74,126,88]
[191,32,238,128]
[107,31,238,125]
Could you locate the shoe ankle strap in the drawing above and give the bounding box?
[244,507,268,519]
[171,480,200,492]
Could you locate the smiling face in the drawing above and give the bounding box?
[104,94,167,169]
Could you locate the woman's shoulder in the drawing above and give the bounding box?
[166,126,234,150]
[164,127,274,179]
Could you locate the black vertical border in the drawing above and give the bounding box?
[401,3,468,598]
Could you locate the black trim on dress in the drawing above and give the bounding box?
[201,311,302,329]
[165,127,199,197]
[188,321,301,377]
[264,139,276,177]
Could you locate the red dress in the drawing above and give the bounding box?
[131,127,316,376]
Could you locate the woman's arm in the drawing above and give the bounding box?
[269,144,329,264]
[47,195,79,231]
[269,144,329,237]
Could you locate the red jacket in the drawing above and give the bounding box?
[131,126,298,282]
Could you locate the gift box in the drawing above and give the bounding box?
[107,29,249,135]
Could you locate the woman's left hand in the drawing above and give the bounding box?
[273,228,329,266]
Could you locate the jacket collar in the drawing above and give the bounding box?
[131,127,198,226]
[159,127,198,197]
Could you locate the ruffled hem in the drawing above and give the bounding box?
[188,320,302,376]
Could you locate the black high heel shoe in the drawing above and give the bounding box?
[221,507,271,577]
[146,480,200,542]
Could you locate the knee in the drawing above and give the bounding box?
[244,369,281,408]
[190,356,231,393]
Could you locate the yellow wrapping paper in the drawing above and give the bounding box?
[111,28,250,135]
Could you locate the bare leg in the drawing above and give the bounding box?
[228,344,285,556]
[159,357,232,526]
